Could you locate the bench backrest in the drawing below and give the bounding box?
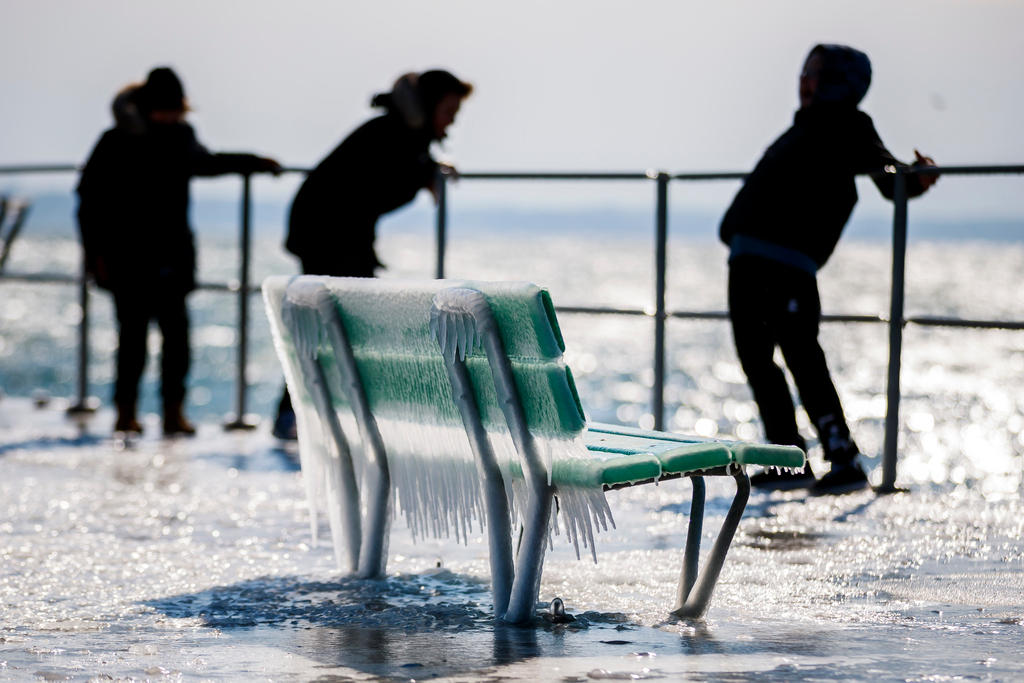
[264,276,587,440]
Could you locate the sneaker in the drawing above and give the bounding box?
[750,464,816,491]
[272,410,298,441]
[811,459,868,495]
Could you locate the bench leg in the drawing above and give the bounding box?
[501,486,553,624]
[429,289,553,624]
[316,295,392,580]
[356,460,391,579]
[298,354,362,573]
[671,467,750,619]
[680,476,706,603]
[441,356,515,616]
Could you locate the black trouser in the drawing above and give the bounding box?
[112,287,190,409]
[728,256,849,456]
[276,258,376,419]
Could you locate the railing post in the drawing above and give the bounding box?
[66,259,98,415]
[435,167,448,279]
[880,171,908,492]
[652,172,669,431]
[225,173,256,430]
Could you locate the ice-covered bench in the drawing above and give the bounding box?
[263,276,804,624]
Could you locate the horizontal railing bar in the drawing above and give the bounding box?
[0,272,259,293]
[458,172,652,181]
[672,172,746,181]
[905,315,1024,330]
[555,305,650,317]
[557,305,1024,330]
[899,164,1024,176]
[5,164,1024,179]
[0,272,80,284]
[5,272,1021,330]
[0,164,79,174]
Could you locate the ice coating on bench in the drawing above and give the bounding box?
[263,276,613,567]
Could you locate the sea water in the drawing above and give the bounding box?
[1,228,1023,680]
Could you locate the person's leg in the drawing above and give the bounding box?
[774,274,867,493]
[729,263,806,450]
[773,275,857,460]
[729,261,814,489]
[156,289,195,436]
[112,290,149,433]
[272,387,297,440]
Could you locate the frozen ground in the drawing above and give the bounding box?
[2,398,1022,682]
[2,233,1023,680]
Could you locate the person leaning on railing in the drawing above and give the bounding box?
[719,44,939,494]
[76,66,281,437]
[271,69,472,440]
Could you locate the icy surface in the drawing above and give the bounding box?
[2,399,1022,681]
[1,232,1023,680]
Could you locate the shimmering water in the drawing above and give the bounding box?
[1,230,1023,680]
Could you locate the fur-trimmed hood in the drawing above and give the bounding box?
[111,84,146,134]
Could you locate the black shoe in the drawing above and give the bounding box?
[811,459,868,495]
[750,464,816,491]
[272,410,298,441]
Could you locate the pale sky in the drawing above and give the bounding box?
[2,0,1023,219]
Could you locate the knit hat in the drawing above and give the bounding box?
[137,67,186,113]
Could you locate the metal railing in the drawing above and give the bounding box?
[1,162,1022,491]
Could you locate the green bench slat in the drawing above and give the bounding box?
[552,449,662,489]
[588,421,805,470]
[322,279,566,360]
[585,430,733,475]
[313,352,586,436]
[728,443,806,469]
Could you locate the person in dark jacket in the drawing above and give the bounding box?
[273,69,472,439]
[77,67,280,436]
[720,44,938,493]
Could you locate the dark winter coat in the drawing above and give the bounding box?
[719,106,928,270]
[77,110,269,293]
[285,113,438,276]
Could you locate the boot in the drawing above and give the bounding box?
[163,402,196,437]
[811,414,868,495]
[816,414,859,462]
[114,402,143,434]
[812,459,868,495]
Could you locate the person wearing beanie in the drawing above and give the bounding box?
[77,66,281,437]
[273,69,472,440]
[719,45,939,494]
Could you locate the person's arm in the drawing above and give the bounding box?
[855,113,938,199]
[186,125,281,177]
